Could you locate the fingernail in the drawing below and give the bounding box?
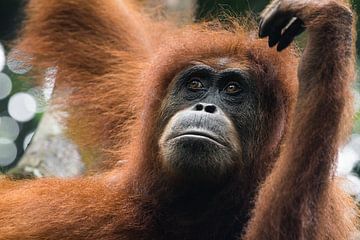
[268,38,277,47]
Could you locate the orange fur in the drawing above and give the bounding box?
[0,0,357,239]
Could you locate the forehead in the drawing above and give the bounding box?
[193,57,250,72]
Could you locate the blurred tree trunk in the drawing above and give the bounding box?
[8,112,85,179]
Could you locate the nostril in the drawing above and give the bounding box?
[204,105,217,114]
[195,104,203,111]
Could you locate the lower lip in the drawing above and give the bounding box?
[173,134,225,147]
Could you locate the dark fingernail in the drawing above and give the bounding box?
[268,31,281,47]
[268,37,279,47]
[268,38,277,47]
[277,43,288,52]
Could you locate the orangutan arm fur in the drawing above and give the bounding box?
[17,0,155,163]
[244,1,357,239]
[0,176,133,240]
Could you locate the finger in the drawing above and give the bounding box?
[267,14,296,49]
[259,2,281,38]
[260,0,281,24]
[260,0,279,19]
[260,11,292,39]
[268,29,281,47]
[266,14,293,47]
[277,18,305,52]
[259,18,264,34]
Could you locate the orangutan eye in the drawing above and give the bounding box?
[224,83,242,95]
[187,78,204,91]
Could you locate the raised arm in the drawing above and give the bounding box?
[17,0,155,162]
[20,0,151,72]
[244,0,356,239]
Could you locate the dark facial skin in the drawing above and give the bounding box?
[158,64,260,182]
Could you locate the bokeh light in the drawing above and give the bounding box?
[0,142,17,167]
[7,49,32,74]
[0,72,12,99]
[8,92,37,122]
[0,116,19,143]
[337,144,359,176]
[0,43,5,71]
[0,43,48,169]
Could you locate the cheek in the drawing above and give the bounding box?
[158,99,187,127]
[230,101,259,133]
